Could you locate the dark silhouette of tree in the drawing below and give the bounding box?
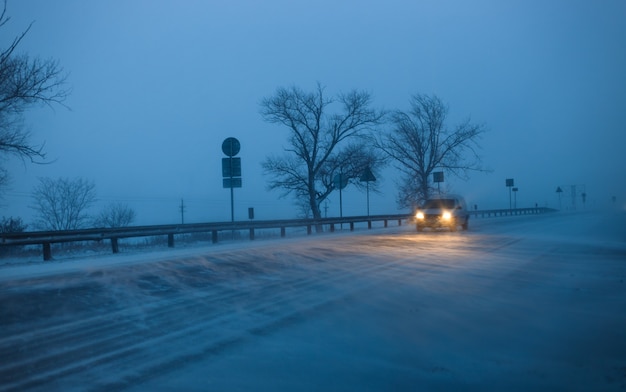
[0,216,26,233]
[93,202,136,228]
[0,215,27,255]
[260,83,384,222]
[377,93,486,208]
[31,177,96,231]
[0,1,69,189]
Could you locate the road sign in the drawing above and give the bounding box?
[505,178,515,210]
[221,137,242,223]
[360,168,376,182]
[333,173,348,190]
[433,171,444,183]
[223,178,242,188]
[222,157,241,177]
[221,137,240,157]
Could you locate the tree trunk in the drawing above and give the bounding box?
[309,194,324,233]
[421,174,431,202]
[310,197,321,219]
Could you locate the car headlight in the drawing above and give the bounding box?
[416,212,424,220]
[442,211,452,220]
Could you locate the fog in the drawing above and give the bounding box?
[2,0,625,225]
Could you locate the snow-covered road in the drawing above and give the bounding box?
[1,211,625,391]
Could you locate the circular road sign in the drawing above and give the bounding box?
[222,137,241,157]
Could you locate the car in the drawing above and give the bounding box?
[414,195,469,232]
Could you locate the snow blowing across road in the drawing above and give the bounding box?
[1,210,625,391]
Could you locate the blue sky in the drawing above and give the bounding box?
[2,0,625,225]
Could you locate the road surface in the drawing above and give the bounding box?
[1,210,625,391]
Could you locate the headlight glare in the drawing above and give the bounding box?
[416,212,424,220]
[442,211,452,220]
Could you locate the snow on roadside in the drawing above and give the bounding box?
[1,210,623,283]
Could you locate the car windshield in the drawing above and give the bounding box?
[423,199,456,209]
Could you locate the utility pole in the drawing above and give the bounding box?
[179,199,186,224]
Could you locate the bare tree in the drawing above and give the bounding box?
[260,83,384,222]
[93,202,136,228]
[0,1,69,189]
[0,215,26,233]
[0,215,27,255]
[377,93,486,208]
[31,177,96,231]
[320,142,385,195]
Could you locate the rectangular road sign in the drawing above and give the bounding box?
[222,157,241,177]
[223,178,242,188]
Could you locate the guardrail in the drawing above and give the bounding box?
[0,214,409,261]
[469,207,557,218]
[0,207,556,261]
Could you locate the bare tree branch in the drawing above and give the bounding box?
[0,0,69,190]
[260,83,385,221]
[31,177,96,231]
[376,93,487,209]
[93,202,136,228]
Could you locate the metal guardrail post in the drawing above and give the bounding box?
[43,243,52,261]
[111,238,119,253]
[212,230,218,244]
[280,227,286,238]
[167,234,174,248]
[249,228,254,240]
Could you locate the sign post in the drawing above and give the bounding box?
[360,167,376,216]
[222,137,242,223]
[505,178,514,210]
[333,172,348,218]
[433,171,444,194]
